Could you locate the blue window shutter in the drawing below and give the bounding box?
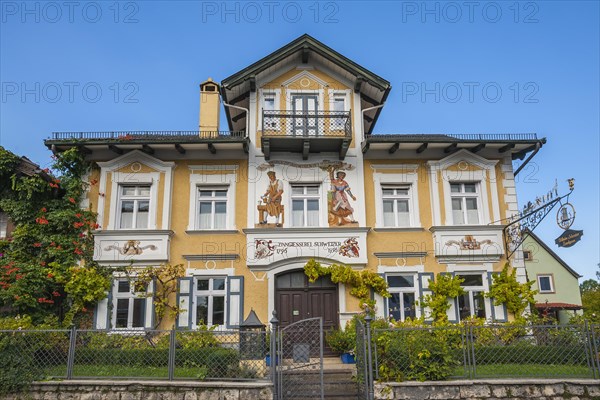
[227,276,244,328]
[488,272,507,322]
[176,277,194,329]
[144,278,156,330]
[94,278,113,330]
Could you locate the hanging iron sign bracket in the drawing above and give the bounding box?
[497,180,574,259]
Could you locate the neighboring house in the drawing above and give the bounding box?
[44,34,546,332]
[0,154,53,240]
[523,230,583,324]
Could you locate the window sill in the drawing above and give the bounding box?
[185,229,239,235]
[373,227,425,232]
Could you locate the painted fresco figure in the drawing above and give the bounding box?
[258,171,284,227]
[328,168,357,226]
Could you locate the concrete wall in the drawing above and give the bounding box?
[4,380,272,400]
[375,379,600,400]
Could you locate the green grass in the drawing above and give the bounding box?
[452,364,594,379]
[42,364,268,380]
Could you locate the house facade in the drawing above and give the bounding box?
[523,230,583,324]
[44,35,546,331]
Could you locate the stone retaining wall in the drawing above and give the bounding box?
[375,379,600,400]
[3,380,272,400]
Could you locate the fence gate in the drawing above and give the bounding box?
[276,317,324,400]
[355,319,372,400]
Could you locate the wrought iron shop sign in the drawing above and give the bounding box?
[555,229,583,248]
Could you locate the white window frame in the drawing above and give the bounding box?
[290,184,321,227]
[427,150,499,226]
[193,276,227,327]
[373,167,422,228]
[537,274,555,293]
[259,89,281,131]
[456,273,487,321]
[381,185,413,228]
[0,212,8,238]
[386,273,420,321]
[111,278,146,330]
[98,151,175,231]
[187,170,237,231]
[195,187,229,230]
[117,184,152,230]
[330,89,351,129]
[449,182,482,225]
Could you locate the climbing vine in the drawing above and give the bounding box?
[127,263,186,328]
[486,262,537,318]
[421,274,465,324]
[304,259,390,307]
[0,146,109,326]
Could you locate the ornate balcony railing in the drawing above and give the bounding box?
[262,110,351,138]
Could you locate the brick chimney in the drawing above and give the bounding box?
[199,78,220,137]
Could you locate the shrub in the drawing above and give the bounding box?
[0,333,40,394]
[375,320,464,382]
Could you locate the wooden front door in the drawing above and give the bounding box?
[275,270,338,333]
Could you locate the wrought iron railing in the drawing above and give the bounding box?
[365,133,539,141]
[50,131,246,140]
[262,110,351,138]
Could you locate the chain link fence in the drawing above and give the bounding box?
[362,322,600,383]
[0,328,270,381]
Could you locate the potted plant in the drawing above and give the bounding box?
[325,326,356,364]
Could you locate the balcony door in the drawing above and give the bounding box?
[291,94,318,136]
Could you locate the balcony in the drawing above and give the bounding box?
[261,110,352,160]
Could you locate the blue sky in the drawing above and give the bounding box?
[1,1,598,279]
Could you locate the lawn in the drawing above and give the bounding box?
[452,363,594,379]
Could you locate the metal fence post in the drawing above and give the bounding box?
[365,309,374,400]
[66,326,77,380]
[168,328,176,381]
[583,320,596,379]
[591,323,600,380]
[270,311,279,400]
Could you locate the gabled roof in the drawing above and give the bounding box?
[220,34,391,136]
[524,229,582,279]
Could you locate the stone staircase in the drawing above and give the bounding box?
[279,357,359,399]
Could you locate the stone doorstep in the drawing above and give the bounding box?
[379,379,600,387]
[32,380,272,389]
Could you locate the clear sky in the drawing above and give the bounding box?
[1,1,598,279]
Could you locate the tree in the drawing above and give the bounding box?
[0,146,109,326]
[580,263,600,322]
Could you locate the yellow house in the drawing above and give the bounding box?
[44,34,546,332]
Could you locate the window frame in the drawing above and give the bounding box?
[111,278,146,330]
[117,184,152,230]
[193,276,227,327]
[456,273,487,320]
[523,250,533,261]
[290,184,321,228]
[0,212,8,238]
[259,89,281,131]
[381,185,412,228]
[373,168,422,229]
[537,274,555,293]
[187,170,237,232]
[386,273,419,321]
[330,90,350,129]
[196,186,229,230]
[449,182,482,225]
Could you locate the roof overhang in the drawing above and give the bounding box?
[44,131,250,160]
[220,34,391,136]
[362,133,546,160]
[535,303,582,311]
